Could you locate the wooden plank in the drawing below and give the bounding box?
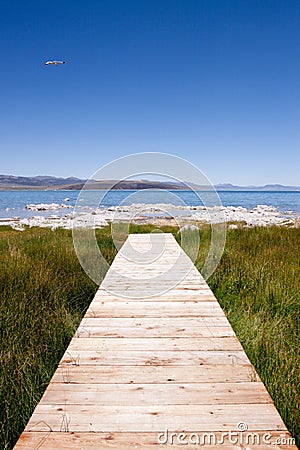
[39,382,271,405]
[94,292,218,302]
[95,287,218,302]
[67,336,243,351]
[75,324,235,338]
[60,350,250,366]
[52,364,260,384]
[85,301,227,317]
[26,403,286,432]
[78,316,231,328]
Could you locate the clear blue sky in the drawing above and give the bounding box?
[0,0,299,185]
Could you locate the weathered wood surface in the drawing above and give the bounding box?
[13,233,296,449]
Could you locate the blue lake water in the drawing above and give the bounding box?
[0,190,299,219]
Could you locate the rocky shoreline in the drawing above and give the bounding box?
[0,202,298,231]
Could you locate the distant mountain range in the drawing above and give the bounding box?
[0,175,84,190]
[0,175,299,191]
[212,183,300,191]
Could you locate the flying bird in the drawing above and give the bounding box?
[45,60,65,66]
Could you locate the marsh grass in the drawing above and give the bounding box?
[0,228,96,448]
[206,227,300,443]
[0,224,299,448]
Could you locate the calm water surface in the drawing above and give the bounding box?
[0,190,299,219]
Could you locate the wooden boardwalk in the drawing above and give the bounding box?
[14,233,296,449]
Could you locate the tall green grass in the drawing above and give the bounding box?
[0,225,299,449]
[205,227,300,443]
[0,227,99,449]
